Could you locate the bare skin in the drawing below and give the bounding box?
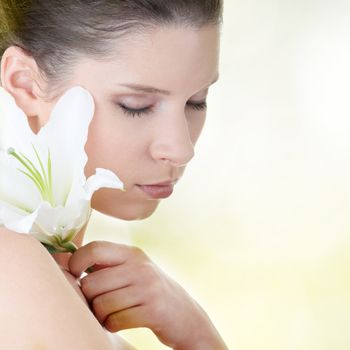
[53,229,228,349]
[0,229,115,350]
[0,25,228,349]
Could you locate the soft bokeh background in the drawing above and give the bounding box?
[86,1,350,349]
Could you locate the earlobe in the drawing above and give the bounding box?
[0,46,42,117]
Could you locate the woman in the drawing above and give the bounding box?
[0,1,227,349]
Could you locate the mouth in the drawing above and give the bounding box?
[136,180,178,199]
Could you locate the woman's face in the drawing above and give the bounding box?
[46,25,219,220]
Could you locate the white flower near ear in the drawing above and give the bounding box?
[0,86,124,253]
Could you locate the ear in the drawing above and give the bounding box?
[0,46,44,119]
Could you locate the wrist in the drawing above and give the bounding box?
[173,302,228,350]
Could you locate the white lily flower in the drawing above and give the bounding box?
[0,86,124,252]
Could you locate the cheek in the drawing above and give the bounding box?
[83,110,148,184]
[189,115,207,145]
[84,119,159,220]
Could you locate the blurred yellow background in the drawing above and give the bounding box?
[86,1,350,349]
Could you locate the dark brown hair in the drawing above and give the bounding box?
[0,0,223,94]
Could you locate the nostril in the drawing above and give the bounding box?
[160,154,194,168]
[149,120,195,167]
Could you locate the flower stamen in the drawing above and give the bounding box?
[8,146,55,207]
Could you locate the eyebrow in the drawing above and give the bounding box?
[118,83,171,95]
[118,75,219,95]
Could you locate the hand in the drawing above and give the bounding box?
[68,241,228,350]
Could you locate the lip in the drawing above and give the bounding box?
[136,181,176,199]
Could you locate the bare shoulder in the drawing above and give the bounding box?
[0,227,49,266]
[0,226,41,251]
[0,228,116,350]
[0,228,68,295]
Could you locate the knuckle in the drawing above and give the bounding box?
[86,240,106,258]
[128,245,146,258]
[141,262,159,282]
[142,280,165,307]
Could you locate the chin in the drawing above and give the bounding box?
[91,192,160,221]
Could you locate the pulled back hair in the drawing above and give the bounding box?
[0,0,223,94]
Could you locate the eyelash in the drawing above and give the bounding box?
[118,101,207,118]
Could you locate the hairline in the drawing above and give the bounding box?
[41,22,221,101]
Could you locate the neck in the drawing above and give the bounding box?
[51,223,88,271]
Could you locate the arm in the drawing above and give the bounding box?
[0,228,115,350]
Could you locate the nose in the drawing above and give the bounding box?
[149,113,195,167]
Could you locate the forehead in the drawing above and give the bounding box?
[72,25,220,95]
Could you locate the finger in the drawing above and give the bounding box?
[104,305,150,333]
[69,241,139,277]
[92,286,143,324]
[86,263,111,272]
[80,265,133,302]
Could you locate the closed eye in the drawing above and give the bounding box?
[119,100,207,118]
[119,103,153,117]
[187,101,207,111]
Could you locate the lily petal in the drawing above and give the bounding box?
[0,150,42,212]
[0,85,125,253]
[0,200,39,233]
[36,86,95,206]
[31,200,91,242]
[84,168,124,200]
